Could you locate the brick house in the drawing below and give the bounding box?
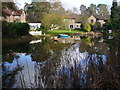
[88,15,110,27]
[2,9,26,22]
[64,15,81,30]
[64,14,110,30]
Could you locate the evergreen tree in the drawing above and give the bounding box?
[105,0,120,30]
[111,0,118,19]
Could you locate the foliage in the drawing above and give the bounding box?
[36,28,41,31]
[97,4,109,16]
[104,1,120,30]
[88,4,97,14]
[80,5,87,15]
[94,22,102,30]
[84,23,91,32]
[42,14,64,30]
[49,2,67,15]
[2,21,30,38]
[79,15,91,32]
[24,2,51,22]
[79,4,109,16]
[25,1,67,23]
[2,2,17,10]
[111,0,118,19]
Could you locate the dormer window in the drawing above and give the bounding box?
[77,25,79,27]
[90,19,94,23]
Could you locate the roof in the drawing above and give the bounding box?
[93,14,110,20]
[2,9,23,16]
[64,15,76,19]
[77,14,110,22]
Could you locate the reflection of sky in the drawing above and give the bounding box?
[3,53,36,88]
[3,41,107,88]
[57,43,107,86]
[58,43,107,70]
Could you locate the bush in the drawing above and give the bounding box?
[36,26,45,31]
[2,21,16,38]
[36,28,41,31]
[84,23,91,32]
[94,22,102,31]
[2,21,30,38]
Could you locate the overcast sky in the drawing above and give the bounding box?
[15,0,120,10]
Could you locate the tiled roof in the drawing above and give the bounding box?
[93,14,110,20]
[2,9,22,16]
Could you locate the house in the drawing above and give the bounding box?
[64,15,81,30]
[87,14,110,27]
[64,14,110,30]
[2,9,26,22]
[88,15,97,25]
[28,23,41,30]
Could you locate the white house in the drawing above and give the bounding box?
[28,23,41,30]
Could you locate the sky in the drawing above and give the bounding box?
[15,0,120,10]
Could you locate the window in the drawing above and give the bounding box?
[90,19,94,23]
[14,16,19,19]
[70,25,73,29]
[76,25,79,27]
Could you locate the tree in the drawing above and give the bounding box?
[2,2,17,10]
[41,14,64,30]
[80,5,87,15]
[97,4,109,16]
[105,0,120,30]
[84,23,91,32]
[111,0,118,19]
[79,15,91,31]
[72,7,79,14]
[24,2,51,22]
[87,4,97,14]
[49,1,66,15]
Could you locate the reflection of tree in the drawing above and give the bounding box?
[30,38,68,62]
[80,37,109,55]
[3,35,120,88]
[30,39,112,88]
[3,41,30,63]
[104,33,120,88]
[2,58,23,88]
[85,34,120,88]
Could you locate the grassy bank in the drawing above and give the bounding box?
[46,30,85,35]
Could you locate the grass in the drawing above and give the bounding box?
[46,29,85,35]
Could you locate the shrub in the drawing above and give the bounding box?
[2,21,30,38]
[14,23,30,36]
[84,23,91,32]
[94,22,102,31]
[36,26,45,31]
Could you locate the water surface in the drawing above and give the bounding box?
[2,35,120,88]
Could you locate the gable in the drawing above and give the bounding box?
[88,15,96,20]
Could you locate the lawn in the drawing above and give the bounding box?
[46,30,85,35]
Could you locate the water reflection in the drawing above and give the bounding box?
[2,35,120,88]
[52,36,81,44]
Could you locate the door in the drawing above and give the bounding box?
[70,25,73,29]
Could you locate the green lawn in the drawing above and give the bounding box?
[46,30,85,35]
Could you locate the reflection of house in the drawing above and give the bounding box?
[2,9,26,22]
[28,23,41,30]
[64,14,110,30]
[52,36,81,44]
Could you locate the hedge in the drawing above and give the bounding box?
[2,21,30,38]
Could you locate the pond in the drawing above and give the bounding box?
[2,34,120,88]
